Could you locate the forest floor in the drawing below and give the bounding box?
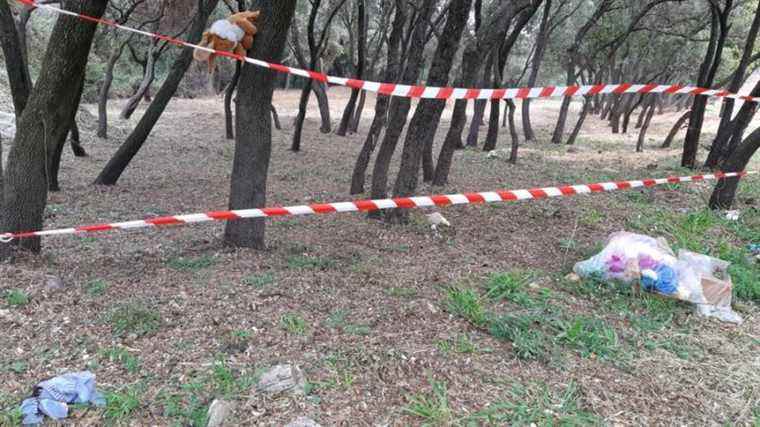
[1,89,760,426]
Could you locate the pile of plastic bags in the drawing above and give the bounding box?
[574,232,742,324]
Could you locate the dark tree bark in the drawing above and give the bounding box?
[522,0,551,142]
[506,99,519,163]
[709,126,760,209]
[2,0,108,256]
[270,104,281,130]
[682,1,731,168]
[97,38,128,139]
[336,0,366,136]
[120,37,159,120]
[0,0,31,118]
[349,90,366,133]
[49,74,86,192]
[662,110,690,148]
[719,82,760,162]
[350,0,405,195]
[389,0,473,214]
[705,1,760,167]
[466,98,488,147]
[369,0,435,206]
[95,0,219,185]
[636,96,656,153]
[224,0,297,248]
[566,96,590,146]
[225,62,242,139]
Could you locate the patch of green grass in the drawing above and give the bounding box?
[2,360,28,374]
[211,357,237,395]
[386,287,417,298]
[5,289,29,307]
[280,313,308,335]
[104,385,142,421]
[345,323,372,336]
[717,243,760,302]
[484,272,543,308]
[100,346,140,374]
[242,272,275,288]
[286,255,336,270]
[325,309,348,328]
[403,378,454,426]
[0,407,22,426]
[86,279,108,296]
[643,336,702,360]
[106,303,161,337]
[556,317,619,359]
[465,381,599,425]
[489,314,553,361]
[437,334,478,355]
[160,393,208,427]
[167,255,216,272]
[444,287,488,327]
[579,209,604,226]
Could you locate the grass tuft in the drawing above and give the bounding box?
[280,313,308,335]
[106,303,161,337]
[444,287,488,327]
[5,289,29,307]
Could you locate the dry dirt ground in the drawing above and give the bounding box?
[1,88,760,426]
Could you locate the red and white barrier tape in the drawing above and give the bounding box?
[18,0,760,103]
[0,172,754,243]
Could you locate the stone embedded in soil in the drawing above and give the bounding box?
[44,275,65,291]
[206,398,236,427]
[255,364,305,395]
[284,417,321,427]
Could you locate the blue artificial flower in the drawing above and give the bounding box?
[640,265,678,295]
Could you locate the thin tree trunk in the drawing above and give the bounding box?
[270,104,281,130]
[349,90,366,133]
[225,0,297,248]
[337,0,366,136]
[69,120,86,157]
[120,38,159,120]
[522,0,551,142]
[709,126,760,209]
[551,62,575,144]
[313,81,331,133]
[3,0,108,256]
[0,0,32,117]
[390,0,472,210]
[506,99,518,163]
[225,62,242,139]
[291,86,311,152]
[566,96,590,146]
[662,110,690,148]
[98,39,127,139]
[636,97,656,153]
[95,0,219,185]
[350,0,405,195]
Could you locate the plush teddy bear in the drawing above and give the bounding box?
[193,11,261,71]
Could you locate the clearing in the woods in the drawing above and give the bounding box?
[1,90,759,425]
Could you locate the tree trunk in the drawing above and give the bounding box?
[95,0,219,185]
[349,90,366,133]
[621,95,641,134]
[522,0,551,142]
[506,99,518,163]
[483,96,500,151]
[313,81,331,133]
[2,0,108,256]
[369,0,434,207]
[291,85,311,152]
[270,104,281,130]
[551,63,575,144]
[50,74,86,192]
[225,62,242,139]
[0,0,32,117]
[389,0,472,216]
[662,110,690,148]
[337,0,366,136]
[708,126,760,209]
[69,120,86,157]
[97,39,127,139]
[636,97,656,153]
[566,96,590,146]
[705,0,760,168]
[120,38,159,120]
[350,0,405,195]
[225,0,297,248]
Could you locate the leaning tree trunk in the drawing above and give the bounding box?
[566,96,590,146]
[551,62,575,144]
[369,0,434,206]
[225,62,242,139]
[97,38,128,138]
[2,0,108,256]
[270,104,282,130]
[291,84,312,152]
[709,126,760,209]
[95,0,219,185]
[0,0,32,117]
[506,99,518,163]
[636,97,656,153]
[348,90,366,133]
[389,0,472,219]
[349,0,405,195]
[225,0,297,248]
[337,0,366,136]
[120,38,159,120]
[662,110,690,148]
[312,80,331,133]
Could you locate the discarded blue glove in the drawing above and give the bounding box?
[20,371,105,425]
[640,264,678,295]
